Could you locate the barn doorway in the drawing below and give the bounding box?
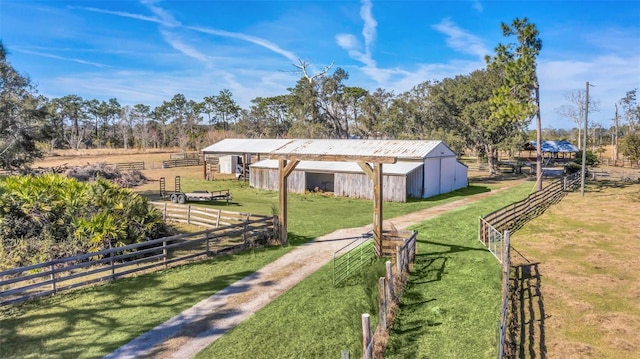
[305,172,334,193]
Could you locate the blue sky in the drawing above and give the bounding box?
[1,0,639,130]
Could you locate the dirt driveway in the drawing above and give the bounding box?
[104,182,523,359]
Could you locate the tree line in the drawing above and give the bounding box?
[2,18,639,175]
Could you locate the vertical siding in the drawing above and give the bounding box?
[452,161,468,190]
[423,158,441,197]
[440,157,457,193]
[335,173,407,202]
[249,168,305,193]
[405,165,424,198]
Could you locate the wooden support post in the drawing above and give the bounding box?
[362,313,372,358]
[359,162,384,257]
[278,158,300,245]
[386,260,395,302]
[373,163,383,257]
[378,277,387,330]
[278,159,288,245]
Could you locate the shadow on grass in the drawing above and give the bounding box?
[405,184,491,204]
[0,247,286,359]
[506,262,547,359]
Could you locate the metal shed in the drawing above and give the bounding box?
[249,160,424,202]
[201,139,468,202]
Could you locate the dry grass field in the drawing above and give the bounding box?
[509,180,640,358]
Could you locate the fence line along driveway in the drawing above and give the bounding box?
[105,181,526,359]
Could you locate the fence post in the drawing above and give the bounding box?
[205,232,210,256]
[396,246,402,274]
[362,313,372,359]
[50,263,57,295]
[163,239,168,269]
[378,277,387,330]
[187,204,191,224]
[386,260,395,302]
[502,230,511,297]
[163,202,167,220]
[110,243,115,280]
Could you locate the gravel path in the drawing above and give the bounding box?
[104,183,521,359]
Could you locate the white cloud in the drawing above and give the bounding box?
[16,49,110,68]
[336,34,360,50]
[159,29,210,65]
[359,0,377,53]
[187,25,299,63]
[72,6,177,27]
[537,54,640,129]
[432,18,490,60]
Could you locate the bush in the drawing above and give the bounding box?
[572,150,599,167]
[0,174,171,269]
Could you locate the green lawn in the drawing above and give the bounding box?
[0,179,503,359]
[385,182,532,358]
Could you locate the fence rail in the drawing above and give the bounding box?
[602,159,640,168]
[113,161,145,171]
[162,158,202,168]
[150,202,268,228]
[479,173,579,359]
[480,172,579,244]
[0,211,276,306]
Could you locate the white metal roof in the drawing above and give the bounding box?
[270,139,442,160]
[250,159,423,175]
[202,138,445,160]
[201,139,291,154]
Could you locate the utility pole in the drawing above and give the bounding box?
[580,81,592,197]
[613,103,619,162]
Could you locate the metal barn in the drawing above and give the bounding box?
[201,139,468,203]
[249,160,424,202]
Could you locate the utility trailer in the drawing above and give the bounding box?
[160,176,231,205]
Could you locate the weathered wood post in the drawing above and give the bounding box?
[378,277,387,330]
[49,263,57,295]
[362,313,372,359]
[162,239,168,269]
[386,260,395,302]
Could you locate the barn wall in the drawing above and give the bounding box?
[440,157,457,193]
[452,161,468,191]
[250,168,305,192]
[335,173,407,202]
[423,158,441,197]
[405,165,424,198]
[218,155,238,174]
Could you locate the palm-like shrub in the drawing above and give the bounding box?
[0,174,170,269]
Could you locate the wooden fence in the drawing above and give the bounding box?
[113,161,145,171]
[479,172,580,244]
[359,231,417,359]
[0,211,277,306]
[162,158,202,168]
[150,202,262,228]
[602,159,640,168]
[169,152,200,160]
[479,173,580,359]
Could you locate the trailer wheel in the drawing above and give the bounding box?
[170,194,178,203]
[178,194,186,204]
